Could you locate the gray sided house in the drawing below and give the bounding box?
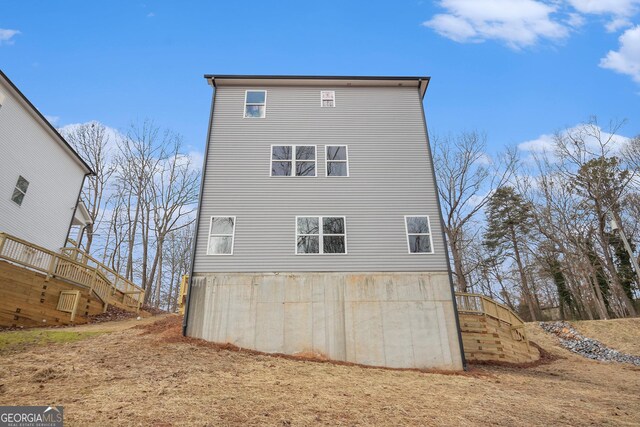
[184,75,464,370]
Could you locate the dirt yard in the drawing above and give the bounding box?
[0,316,638,426]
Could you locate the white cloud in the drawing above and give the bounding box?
[568,0,640,32]
[0,28,20,45]
[605,17,633,32]
[519,133,557,153]
[58,121,123,158]
[147,12,155,18]
[519,123,631,159]
[600,25,640,83]
[423,0,570,49]
[567,0,640,16]
[45,115,60,125]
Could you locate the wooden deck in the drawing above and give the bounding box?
[0,232,145,328]
[456,293,540,364]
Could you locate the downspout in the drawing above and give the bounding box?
[63,172,91,249]
[417,80,467,370]
[182,79,217,336]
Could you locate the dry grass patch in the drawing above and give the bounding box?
[0,316,638,426]
[571,318,640,356]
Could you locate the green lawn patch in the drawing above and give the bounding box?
[0,329,105,352]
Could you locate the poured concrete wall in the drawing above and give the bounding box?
[186,272,463,370]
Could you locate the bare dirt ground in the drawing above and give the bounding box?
[0,316,638,426]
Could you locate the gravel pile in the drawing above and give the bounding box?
[540,321,640,366]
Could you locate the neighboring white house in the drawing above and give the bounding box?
[0,70,93,252]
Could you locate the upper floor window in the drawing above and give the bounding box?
[11,176,29,206]
[271,145,317,177]
[321,91,335,107]
[405,216,434,254]
[296,216,346,254]
[207,216,236,255]
[326,146,349,177]
[0,92,5,110]
[244,90,266,118]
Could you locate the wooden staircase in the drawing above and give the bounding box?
[0,233,143,315]
[456,292,540,364]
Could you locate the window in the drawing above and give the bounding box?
[207,216,236,255]
[11,176,29,206]
[271,145,316,177]
[320,91,335,107]
[326,146,349,177]
[0,92,5,110]
[296,216,346,254]
[405,216,434,254]
[244,90,266,118]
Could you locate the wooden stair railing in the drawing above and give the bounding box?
[455,292,528,342]
[0,232,143,313]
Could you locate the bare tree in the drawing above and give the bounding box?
[61,122,116,252]
[432,131,514,292]
[145,138,200,306]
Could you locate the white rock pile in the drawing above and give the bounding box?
[540,321,640,366]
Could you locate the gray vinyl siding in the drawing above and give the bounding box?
[193,84,448,273]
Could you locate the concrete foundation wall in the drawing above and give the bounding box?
[186,272,464,370]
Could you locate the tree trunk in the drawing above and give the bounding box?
[510,225,538,321]
[594,204,637,316]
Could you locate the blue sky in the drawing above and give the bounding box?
[1,0,639,156]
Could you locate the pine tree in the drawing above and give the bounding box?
[484,186,539,320]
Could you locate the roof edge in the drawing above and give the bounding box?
[204,74,431,98]
[0,69,95,175]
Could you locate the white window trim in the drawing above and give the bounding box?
[325,145,349,177]
[270,145,318,177]
[320,90,335,108]
[206,216,236,256]
[243,90,267,119]
[404,215,435,255]
[295,216,348,255]
[11,175,29,207]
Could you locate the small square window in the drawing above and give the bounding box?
[244,90,267,118]
[11,176,29,206]
[207,216,236,255]
[405,216,433,254]
[320,91,335,108]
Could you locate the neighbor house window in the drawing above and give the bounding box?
[207,216,236,255]
[11,176,29,206]
[326,145,349,177]
[244,90,266,118]
[405,216,433,254]
[320,91,335,107]
[271,145,316,177]
[296,216,346,254]
[0,92,5,110]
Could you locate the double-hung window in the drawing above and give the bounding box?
[271,145,317,177]
[244,90,266,118]
[320,91,335,107]
[11,176,29,206]
[296,216,346,254]
[405,216,434,254]
[207,216,236,255]
[326,146,349,177]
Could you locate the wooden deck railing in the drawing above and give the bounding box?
[59,247,144,309]
[0,232,143,312]
[455,292,528,342]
